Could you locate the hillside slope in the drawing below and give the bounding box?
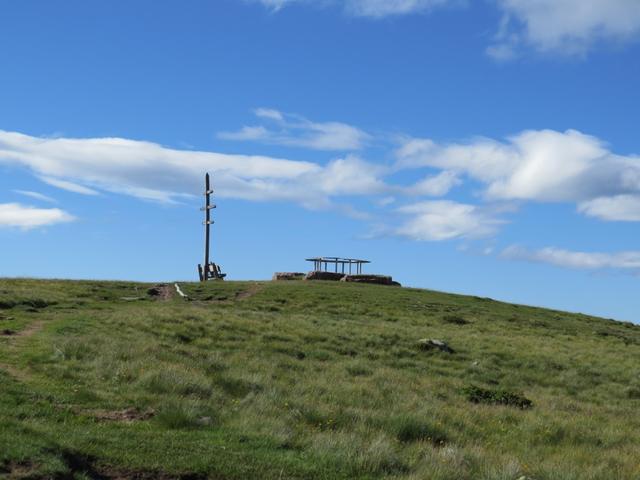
[1,279,639,480]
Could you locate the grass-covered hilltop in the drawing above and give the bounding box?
[1,279,639,480]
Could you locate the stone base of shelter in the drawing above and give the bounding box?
[304,271,346,281]
[341,274,401,286]
[272,272,306,281]
[301,271,401,286]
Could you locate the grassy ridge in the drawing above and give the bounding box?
[1,278,639,479]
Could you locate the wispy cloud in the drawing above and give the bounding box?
[405,170,461,196]
[218,126,270,142]
[251,0,452,16]
[254,108,285,121]
[218,108,371,151]
[252,0,300,11]
[501,245,640,273]
[39,176,100,196]
[344,0,452,18]
[0,203,75,229]
[13,190,57,203]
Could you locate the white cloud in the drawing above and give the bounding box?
[0,203,75,229]
[396,136,519,183]
[485,42,519,61]
[39,176,100,196]
[395,200,505,241]
[317,155,388,195]
[0,130,387,208]
[13,190,56,203]
[484,129,611,202]
[250,0,640,57]
[252,0,451,16]
[396,129,640,219]
[578,194,640,221]
[501,245,640,272]
[5,123,638,247]
[406,170,460,196]
[218,126,270,142]
[265,0,440,13]
[253,0,301,11]
[345,0,451,17]
[375,196,396,207]
[218,108,370,151]
[254,108,285,121]
[491,0,640,57]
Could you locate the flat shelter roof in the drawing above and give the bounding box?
[305,257,371,275]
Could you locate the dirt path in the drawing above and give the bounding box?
[235,283,264,301]
[0,319,46,381]
[0,318,45,340]
[11,320,45,338]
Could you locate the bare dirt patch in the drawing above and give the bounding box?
[90,407,156,422]
[0,460,37,478]
[99,467,208,480]
[235,283,263,301]
[56,451,209,480]
[147,284,174,301]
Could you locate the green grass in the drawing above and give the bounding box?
[1,278,640,479]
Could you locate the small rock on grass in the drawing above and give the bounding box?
[417,339,454,354]
[196,416,213,426]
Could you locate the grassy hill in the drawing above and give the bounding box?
[1,278,639,480]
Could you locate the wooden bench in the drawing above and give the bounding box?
[198,262,226,281]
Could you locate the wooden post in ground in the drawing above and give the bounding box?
[197,173,226,281]
[204,173,211,274]
[199,172,215,282]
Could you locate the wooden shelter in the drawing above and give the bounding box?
[305,257,370,275]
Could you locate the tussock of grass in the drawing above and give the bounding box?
[393,415,448,445]
[156,401,218,430]
[441,314,469,325]
[213,375,261,398]
[140,368,213,398]
[462,385,533,409]
[55,339,96,361]
[345,362,373,377]
[0,297,55,310]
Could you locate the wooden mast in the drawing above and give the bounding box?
[204,172,212,273]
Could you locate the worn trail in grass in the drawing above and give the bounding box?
[1,278,639,479]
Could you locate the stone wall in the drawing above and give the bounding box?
[341,274,401,286]
[304,271,347,281]
[272,272,306,281]
[299,271,401,286]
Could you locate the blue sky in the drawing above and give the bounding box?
[1,0,640,321]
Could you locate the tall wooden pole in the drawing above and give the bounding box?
[204,173,212,276]
[198,172,225,282]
